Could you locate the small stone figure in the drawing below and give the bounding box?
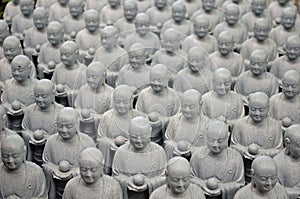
[11,0,34,41]
[124,12,161,57]
[269,7,298,55]
[231,92,283,158]
[136,64,180,145]
[100,0,123,27]
[267,0,296,27]
[23,7,48,60]
[97,85,144,175]
[191,0,222,32]
[234,156,289,199]
[0,20,10,60]
[173,46,213,95]
[112,116,167,199]
[116,43,151,91]
[150,156,206,199]
[274,125,300,198]
[42,107,95,199]
[271,35,300,82]
[190,120,245,199]
[240,18,277,71]
[84,0,107,13]
[269,70,300,127]
[213,3,247,52]
[115,0,138,47]
[62,148,122,199]
[38,21,65,79]
[182,15,218,55]
[1,55,38,109]
[202,68,244,126]
[93,25,129,87]
[235,49,278,103]
[3,0,21,26]
[164,89,210,159]
[62,0,85,41]
[208,31,244,83]
[75,9,101,63]
[0,135,47,198]
[162,1,193,41]
[74,61,113,116]
[240,0,269,38]
[51,41,87,106]
[145,0,171,35]
[48,0,69,22]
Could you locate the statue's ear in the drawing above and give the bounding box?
[284,137,291,145]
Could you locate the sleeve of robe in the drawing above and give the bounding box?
[230,119,248,156]
[27,162,48,199]
[164,115,179,159]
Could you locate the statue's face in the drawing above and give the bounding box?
[161,33,180,53]
[251,0,266,15]
[213,74,231,96]
[281,13,296,29]
[249,99,268,123]
[101,31,117,50]
[167,169,191,195]
[217,36,234,56]
[60,44,77,67]
[225,9,239,25]
[155,0,167,9]
[124,3,137,21]
[252,166,277,194]
[254,23,270,42]
[33,13,47,30]
[11,60,30,82]
[128,49,146,69]
[135,18,150,36]
[181,95,200,120]
[34,85,54,109]
[113,92,131,115]
[79,159,103,185]
[150,69,168,93]
[250,55,267,76]
[85,14,99,32]
[3,41,21,61]
[86,67,105,90]
[1,144,25,170]
[194,21,209,38]
[202,0,215,12]
[20,0,34,16]
[47,26,64,46]
[188,53,205,73]
[129,124,151,151]
[207,129,228,154]
[282,76,299,99]
[172,6,186,22]
[56,114,77,140]
[69,1,84,17]
[285,41,300,60]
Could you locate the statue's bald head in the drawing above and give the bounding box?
[286,35,300,48]
[61,40,78,52]
[213,68,231,81]
[129,116,151,135]
[135,13,150,25]
[282,6,297,17]
[194,15,209,27]
[124,0,137,8]
[113,84,134,100]
[150,64,169,79]
[87,61,106,76]
[47,21,64,34]
[218,31,234,43]
[182,89,202,107]
[172,1,186,10]
[56,107,79,124]
[251,156,277,187]
[33,7,47,17]
[35,79,55,95]
[79,147,104,165]
[248,92,269,107]
[225,3,239,14]
[101,25,118,36]
[1,134,25,153]
[207,120,229,139]
[166,156,191,176]
[255,18,271,30]
[129,42,146,54]
[282,70,300,84]
[188,46,206,60]
[250,49,268,62]
[161,28,179,41]
[11,55,31,69]
[3,36,21,50]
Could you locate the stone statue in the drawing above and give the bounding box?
[182,15,218,55]
[274,125,300,198]
[267,0,296,27]
[136,64,180,145]
[97,85,145,175]
[115,0,138,48]
[100,0,123,27]
[62,0,85,41]
[0,134,47,198]
[93,25,129,87]
[23,7,48,60]
[124,12,161,57]
[145,0,171,35]
[116,43,151,91]
[38,21,64,79]
[208,31,244,83]
[269,70,300,127]
[202,68,244,127]
[213,3,247,52]
[62,148,122,199]
[164,89,210,159]
[42,107,95,199]
[51,41,87,107]
[48,0,69,22]
[173,46,213,95]
[3,0,21,26]
[11,0,34,41]
[162,1,193,41]
[75,9,101,63]
[190,120,245,198]
[240,18,277,71]
[0,20,10,60]
[112,116,167,199]
[231,92,283,159]
[150,156,206,199]
[234,156,289,199]
[235,49,278,104]
[271,35,300,82]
